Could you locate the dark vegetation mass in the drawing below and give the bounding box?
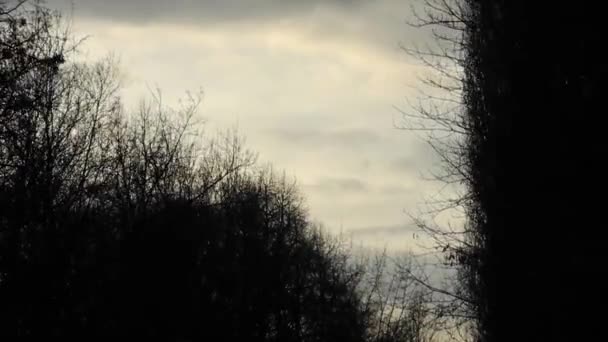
[1,0,602,340]
[0,2,435,340]
[405,1,605,341]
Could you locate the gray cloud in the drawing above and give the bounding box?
[390,156,417,172]
[388,139,438,173]
[271,127,381,149]
[40,0,445,253]
[307,177,369,193]
[349,224,415,237]
[389,157,420,172]
[378,184,414,195]
[47,0,428,60]
[49,0,368,24]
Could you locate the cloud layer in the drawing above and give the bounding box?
[52,0,368,21]
[44,0,452,251]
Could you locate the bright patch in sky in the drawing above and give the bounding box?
[49,0,451,252]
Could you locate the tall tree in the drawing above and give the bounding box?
[404,1,606,341]
[462,1,606,341]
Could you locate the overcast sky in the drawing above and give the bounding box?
[46,0,455,252]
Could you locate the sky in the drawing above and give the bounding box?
[46,0,458,252]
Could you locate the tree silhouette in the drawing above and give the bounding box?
[396,1,479,339]
[460,2,605,341]
[401,1,607,341]
[1,2,413,339]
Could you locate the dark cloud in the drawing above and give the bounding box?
[48,0,368,24]
[46,0,427,58]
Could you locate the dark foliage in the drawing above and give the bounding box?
[462,2,606,341]
[0,2,376,339]
[405,1,606,341]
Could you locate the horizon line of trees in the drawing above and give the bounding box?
[0,1,443,340]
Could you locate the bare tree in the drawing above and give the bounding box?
[392,1,480,340]
[352,247,442,342]
[0,3,383,339]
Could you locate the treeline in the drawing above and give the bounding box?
[0,2,438,340]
